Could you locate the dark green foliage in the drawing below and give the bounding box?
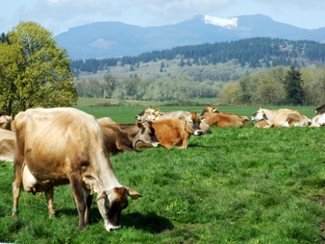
[71,38,325,73]
[284,66,305,105]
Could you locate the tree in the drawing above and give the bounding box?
[284,66,305,105]
[0,21,77,114]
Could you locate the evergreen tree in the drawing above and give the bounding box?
[284,66,305,105]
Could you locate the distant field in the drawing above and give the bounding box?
[0,103,323,243]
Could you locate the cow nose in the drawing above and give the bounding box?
[105,222,121,232]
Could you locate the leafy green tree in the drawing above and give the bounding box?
[0,21,77,114]
[284,66,305,105]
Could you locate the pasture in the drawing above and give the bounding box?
[0,104,324,243]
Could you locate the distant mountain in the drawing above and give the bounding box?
[55,14,325,59]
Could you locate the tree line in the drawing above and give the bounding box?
[71,38,325,74]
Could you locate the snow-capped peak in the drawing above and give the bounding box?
[204,15,238,28]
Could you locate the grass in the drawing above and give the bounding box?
[0,104,324,243]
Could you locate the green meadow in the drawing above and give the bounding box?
[0,103,324,243]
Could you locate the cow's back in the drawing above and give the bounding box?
[14,108,105,180]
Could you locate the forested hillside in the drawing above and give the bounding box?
[72,38,325,73]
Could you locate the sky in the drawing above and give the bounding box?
[1,0,325,35]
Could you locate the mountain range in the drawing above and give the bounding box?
[54,14,325,60]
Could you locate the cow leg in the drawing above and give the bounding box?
[84,191,93,225]
[69,174,87,228]
[12,159,24,217]
[45,187,56,217]
[12,176,22,217]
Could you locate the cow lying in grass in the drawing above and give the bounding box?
[251,107,310,128]
[12,107,140,231]
[146,117,202,149]
[97,117,159,154]
[310,104,325,127]
[200,106,250,128]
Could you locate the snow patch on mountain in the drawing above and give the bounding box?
[204,15,238,28]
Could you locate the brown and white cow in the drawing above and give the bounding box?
[310,113,325,127]
[97,117,159,154]
[200,106,250,128]
[146,117,202,149]
[315,104,325,115]
[251,107,310,128]
[12,107,140,231]
[0,128,16,161]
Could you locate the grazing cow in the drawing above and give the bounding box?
[310,113,325,127]
[0,114,13,130]
[0,128,16,161]
[200,106,250,128]
[97,117,159,154]
[315,104,325,115]
[251,107,310,128]
[147,117,202,149]
[12,107,140,231]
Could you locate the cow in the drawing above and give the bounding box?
[146,117,202,149]
[315,104,325,115]
[0,128,16,161]
[136,107,205,134]
[96,117,159,154]
[254,120,273,128]
[0,114,13,130]
[251,107,310,128]
[310,113,325,127]
[200,106,250,128]
[11,107,140,231]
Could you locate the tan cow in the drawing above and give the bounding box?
[12,107,140,231]
[0,128,16,161]
[147,117,202,149]
[251,107,310,128]
[97,117,159,154]
[200,106,250,128]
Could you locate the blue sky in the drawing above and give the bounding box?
[1,0,325,35]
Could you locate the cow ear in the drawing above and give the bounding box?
[127,188,141,200]
[96,191,107,201]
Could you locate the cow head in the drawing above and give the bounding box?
[135,106,160,122]
[200,106,219,116]
[251,108,267,121]
[133,122,159,149]
[181,112,203,136]
[97,187,141,231]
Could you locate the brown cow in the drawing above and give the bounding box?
[200,106,250,128]
[12,107,140,231]
[251,107,310,128]
[147,117,202,149]
[0,128,15,161]
[97,117,159,154]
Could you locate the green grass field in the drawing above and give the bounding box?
[0,104,324,243]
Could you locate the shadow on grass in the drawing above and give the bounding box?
[122,212,174,234]
[56,208,173,233]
